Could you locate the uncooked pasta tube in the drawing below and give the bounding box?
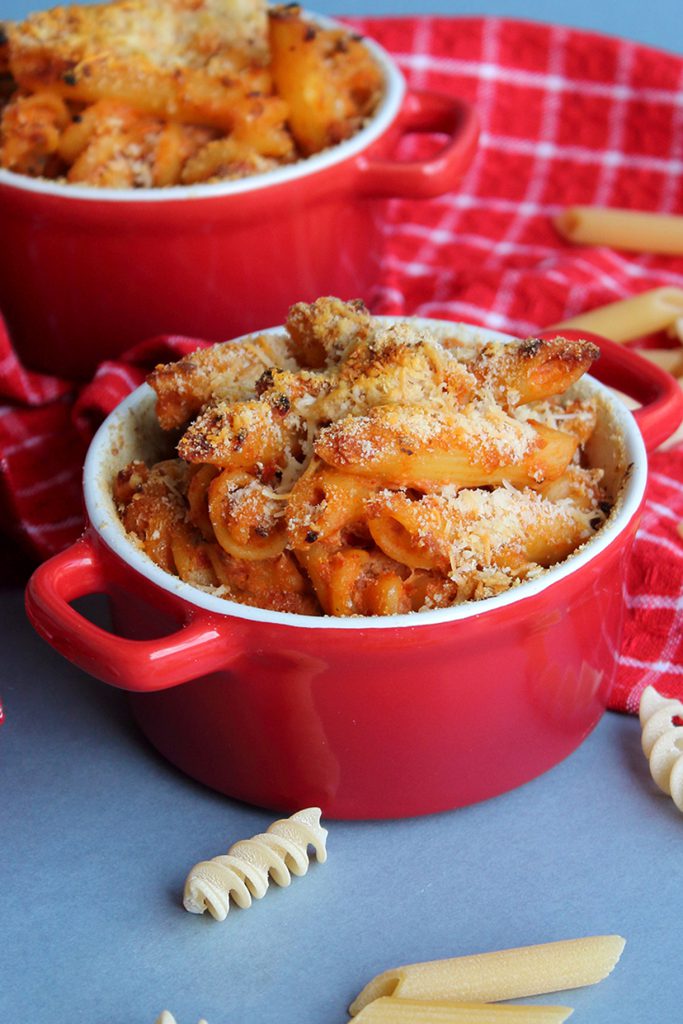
[555,206,683,256]
[667,317,683,344]
[155,1014,208,1024]
[631,347,683,375]
[348,936,626,1015]
[351,998,573,1022]
[552,287,683,342]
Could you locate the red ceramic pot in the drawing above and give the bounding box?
[25,321,683,820]
[0,16,478,381]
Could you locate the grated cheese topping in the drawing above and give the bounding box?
[115,298,607,615]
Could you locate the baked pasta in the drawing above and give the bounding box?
[0,1,382,186]
[114,297,610,617]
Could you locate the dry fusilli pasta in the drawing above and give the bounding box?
[639,685,683,813]
[183,807,328,921]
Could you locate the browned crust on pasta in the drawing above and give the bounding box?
[465,336,601,409]
[148,333,296,430]
[115,298,608,616]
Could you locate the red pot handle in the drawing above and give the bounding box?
[24,534,237,692]
[538,328,683,453]
[354,88,479,199]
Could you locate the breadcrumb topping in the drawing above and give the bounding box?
[115,297,607,616]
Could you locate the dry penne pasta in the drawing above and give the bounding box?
[555,206,683,256]
[351,998,573,1024]
[667,317,683,344]
[552,286,683,343]
[348,936,626,1014]
[629,346,683,375]
[115,297,609,616]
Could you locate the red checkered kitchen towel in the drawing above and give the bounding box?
[2,16,683,715]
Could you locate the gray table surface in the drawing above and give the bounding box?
[2,2,682,1023]
[2,585,682,1024]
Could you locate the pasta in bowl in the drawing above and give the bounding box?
[0,1,383,186]
[112,298,611,617]
[0,1,479,378]
[24,305,683,818]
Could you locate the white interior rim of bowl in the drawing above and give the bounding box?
[84,319,648,630]
[0,12,404,203]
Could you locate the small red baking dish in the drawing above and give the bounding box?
[25,321,683,819]
[0,12,478,380]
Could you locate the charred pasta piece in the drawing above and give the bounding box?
[284,295,375,369]
[148,332,297,431]
[457,335,600,410]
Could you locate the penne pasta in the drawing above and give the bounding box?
[460,336,600,410]
[1,1,383,186]
[286,296,375,368]
[115,298,609,616]
[551,286,683,343]
[286,466,379,548]
[149,333,297,431]
[269,4,382,156]
[315,409,577,490]
[298,543,410,616]
[348,936,626,1015]
[667,317,683,345]
[351,998,574,1024]
[208,469,287,560]
[555,206,683,257]
[178,400,285,468]
[629,346,683,376]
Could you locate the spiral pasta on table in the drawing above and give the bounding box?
[0,0,382,186]
[113,296,611,617]
[639,685,683,813]
[183,807,328,921]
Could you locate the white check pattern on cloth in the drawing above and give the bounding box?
[2,16,683,711]
[346,16,683,332]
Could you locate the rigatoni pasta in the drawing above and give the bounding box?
[114,297,610,616]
